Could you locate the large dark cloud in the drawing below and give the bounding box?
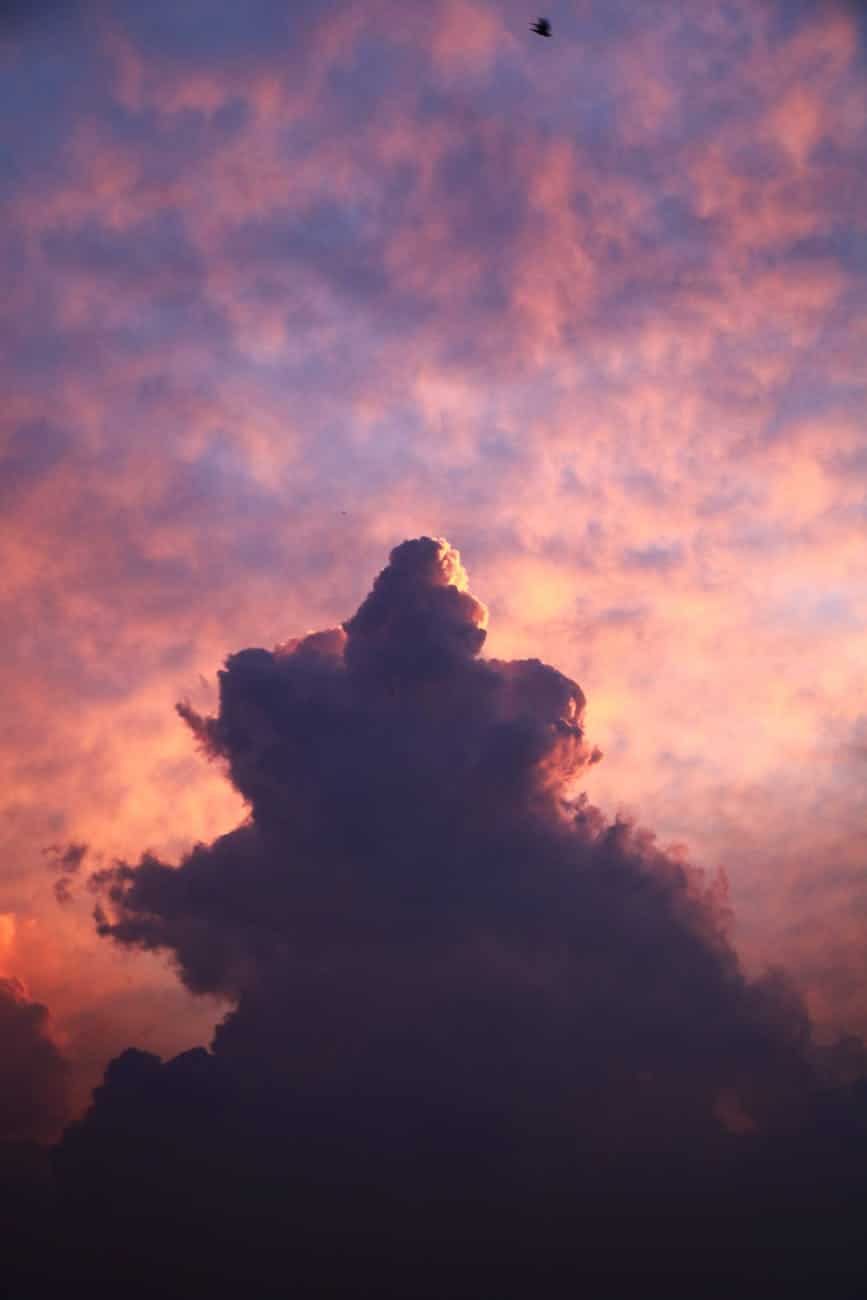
[0,979,69,1291]
[89,538,806,1125]
[0,976,69,1142]
[31,539,867,1293]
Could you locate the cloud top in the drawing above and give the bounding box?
[92,539,816,1149]
[43,537,867,1294]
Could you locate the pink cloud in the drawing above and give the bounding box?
[1,0,866,1122]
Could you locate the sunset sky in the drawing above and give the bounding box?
[2,0,866,1160]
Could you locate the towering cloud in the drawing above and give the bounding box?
[49,539,866,1295]
[89,538,807,1128]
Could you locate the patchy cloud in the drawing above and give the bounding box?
[622,540,685,573]
[44,841,88,904]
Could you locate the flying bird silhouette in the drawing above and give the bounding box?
[531,17,552,37]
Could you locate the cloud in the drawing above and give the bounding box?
[0,975,69,1142]
[43,841,88,905]
[621,539,685,573]
[85,538,844,1128]
[49,537,866,1292]
[44,841,88,874]
[1,0,867,1282]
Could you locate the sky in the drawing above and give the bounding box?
[1,0,866,1290]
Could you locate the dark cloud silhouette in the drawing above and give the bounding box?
[0,977,69,1142]
[46,841,88,874]
[44,840,88,904]
[91,538,808,1129]
[33,539,867,1293]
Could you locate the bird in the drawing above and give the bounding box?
[531,17,551,37]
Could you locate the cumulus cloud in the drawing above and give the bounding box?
[93,535,780,1140]
[47,538,866,1293]
[0,976,69,1142]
